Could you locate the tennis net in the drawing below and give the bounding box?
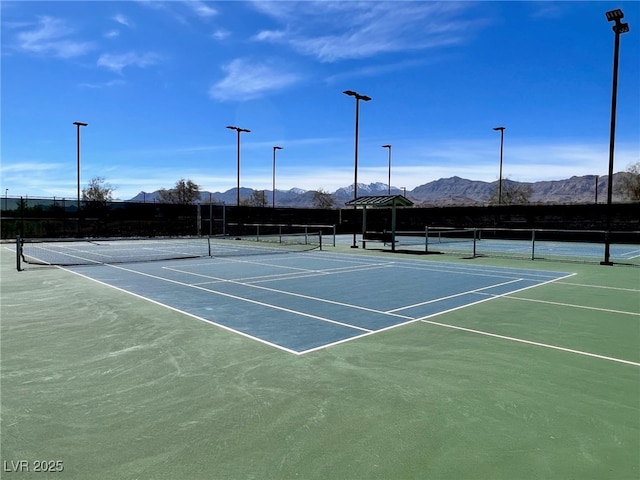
[17,233,322,270]
[389,228,477,254]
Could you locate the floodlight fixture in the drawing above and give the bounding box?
[605,9,624,22]
[227,125,251,206]
[227,125,251,133]
[343,90,372,102]
[617,23,630,34]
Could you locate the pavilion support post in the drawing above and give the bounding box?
[391,200,397,252]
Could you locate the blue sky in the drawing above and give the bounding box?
[2,1,639,200]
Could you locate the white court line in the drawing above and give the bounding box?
[386,278,524,313]
[60,266,303,355]
[169,261,394,285]
[392,261,566,281]
[556,281,640,293]
[55,253,578,355]
[418,318,640,367]
[164,265,414,321]
[108,263,376,332]
[498,295,640,316]
[310,250,568,280]
[246,263,394,284]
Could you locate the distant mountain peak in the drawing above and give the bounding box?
[127,173,628,207]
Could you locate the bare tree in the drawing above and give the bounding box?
[312,189,335,209]
[247,190,268,207]
[82,177,115,203]
[488,178,532,205]
[158,179,201,204]
[615,161,640,201]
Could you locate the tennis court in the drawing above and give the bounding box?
[1,240,638,479]
[62,250,573,355]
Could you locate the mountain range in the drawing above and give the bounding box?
[129,173,632,207]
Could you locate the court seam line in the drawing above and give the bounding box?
[494,295,640,316]
[58,266,303,355]
[103,263,375,333]
[418,318,640,367]
[555,281,640,293]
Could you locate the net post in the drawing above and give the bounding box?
[207,236,212,257]
[531,229,536,260]
[473,228,477,257]
[16,235,23,271]
[425,225,429,252]
[333,225,336,247]
[319,231,323,251]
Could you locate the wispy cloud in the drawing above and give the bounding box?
[184,0,217,19]
[14,16,94,58]
[112,13,133,27]
[79,79,126,89]
[209,58,301,101]
[251,1,483,62]
[324,58,430,84]
[529,4,564,20]
[135,0,217,24]
[97,51,162,74]
[211,29,230,41]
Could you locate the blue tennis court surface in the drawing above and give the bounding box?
[66,252,573,354]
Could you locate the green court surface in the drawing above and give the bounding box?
[1,244,638,479]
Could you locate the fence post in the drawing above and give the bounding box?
[531,229,536,260]
[16,236,22,271]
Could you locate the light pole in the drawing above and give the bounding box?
[272,146,283,208]
[602,8,629,265]
[73,121,88,233]
[493,126,505,205]
[226,125,251,206]
[343,90,371,248]
[382,144,392,195]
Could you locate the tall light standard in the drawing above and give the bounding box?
[343,90,371,248]
[226,125,251,206]
[493,126,505,205]
[382,144,392,195]
[73,121,88,233]
[602,8,629,265]
[272,146,283,208]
